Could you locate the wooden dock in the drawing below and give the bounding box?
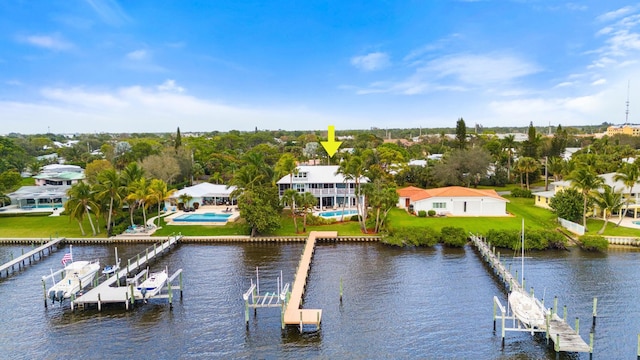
[282,231,337,331]
[0,237,63,277]
[470,234,592,354]
[70,235,181,310]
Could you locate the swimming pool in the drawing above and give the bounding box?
[173,213,232,222]
[633,221,640,226]
[318,209,358,218]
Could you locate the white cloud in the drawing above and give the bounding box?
[3,84,339,133]
[597,6,636,22]
[351,52,390,71]
[85,0,131,26]
[126,49,148,61]
[19,34,73,51]
[157,80,185,93]
[591,78,607,86]
[424,53,541,84]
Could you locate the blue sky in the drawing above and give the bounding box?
[2,1,640,134]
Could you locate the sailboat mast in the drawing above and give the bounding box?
[521,218,524,285]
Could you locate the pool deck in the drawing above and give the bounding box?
[165,205,240,226]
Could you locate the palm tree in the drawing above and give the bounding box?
[613,162,640,226]
[592,185,624,234]
[94,168,122,236]
[120,162,144,226]
[341,155,368,233]
[298,192,317,233]
[546,157,565,182]
[281,189,300,233]
[501,134,517,182]
[566,167,604,231]
[65,182,98,236]
[149,179,176,227]
[516,157,539,190]
[178,193,193,210]
[126,177,151,227]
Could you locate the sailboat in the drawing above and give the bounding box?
[507,219,546,328]
[48,245,100,303]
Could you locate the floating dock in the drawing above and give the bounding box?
[1,237,63,277]
[66,235,182,310]
[470,234,592,354]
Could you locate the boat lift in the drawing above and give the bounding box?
[243,267,290,329]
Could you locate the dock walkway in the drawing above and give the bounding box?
[470,234,591,354]
[0,237,63,276]
[71,235,181,310]
[282,231,337,331]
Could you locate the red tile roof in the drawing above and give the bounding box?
[397,186,508,202]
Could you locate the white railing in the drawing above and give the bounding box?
[558,217,585,236]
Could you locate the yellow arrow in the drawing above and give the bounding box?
[321,125,342,158]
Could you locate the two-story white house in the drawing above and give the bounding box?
[275,165,368,209]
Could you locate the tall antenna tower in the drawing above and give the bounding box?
[625,80,630,125]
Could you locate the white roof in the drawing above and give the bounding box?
[276,165,368,184]
[171,183,236,198]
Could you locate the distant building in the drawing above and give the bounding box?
[607,124,640,137]
[170,183,237,208]
[34,164,85,186]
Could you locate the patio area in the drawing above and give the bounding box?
[164,205,241,226]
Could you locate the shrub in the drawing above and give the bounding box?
[350,214,360,222]
[580,235,609,252]
[511,188,533,198]
[485,229,566,250]
[305,214,335,226]
[440,227,468,247]
[417,210,427,218]
[382,227,439,247]
[428,210,436,217]
[193,202,200,209]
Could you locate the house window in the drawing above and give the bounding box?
[433,202,446,209]
[294,172,308,179]
[464,201,467,212]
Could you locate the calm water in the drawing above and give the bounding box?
[1,242,640,359]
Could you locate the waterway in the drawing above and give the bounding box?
[1,241,639,359]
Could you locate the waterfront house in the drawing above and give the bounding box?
[533,172,640,218]
[170,183,237,208]
[397,186,509,216]
[275,165,368,209]
[34,164,85,186]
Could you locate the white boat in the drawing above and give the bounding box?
[508,219,546,329]
[508,289,546,328]
[135,269,168,300]
[48,260,101,302]
[102,247,120,275]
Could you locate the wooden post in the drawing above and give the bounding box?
[281,303,285,329]
[97,293,102,312]
[339,277,343,302]
[563,305,567,322]
[555,333,560,353]
[501,311,505,348]
[299,311,303,333]
[179,271,183,299]
[125,291,129,310]
[146,248,149,264]
[575,317,579,334]
[137,254,140,267]
[493,300,497,331]
[168,280,173,310]
[554,296,558,316]
[42,279,48,308]
[592,297,598,327]
[317,311,320,330]
[130,283,135,306]
[245,300,250,324]
[546,311,551,344]
[530,287,534,297]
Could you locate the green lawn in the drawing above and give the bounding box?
[0,214,108,238]
[2,193,640,238]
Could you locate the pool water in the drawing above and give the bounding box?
[173,213,232,222]
[318,209,358,218]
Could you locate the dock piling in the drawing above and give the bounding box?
[42,279,47,308]
[592,297,598,327]
[339,277,343,302]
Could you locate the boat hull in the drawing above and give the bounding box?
[134,270,168,300]
[48,260,100,302]
[508,290,546,328]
